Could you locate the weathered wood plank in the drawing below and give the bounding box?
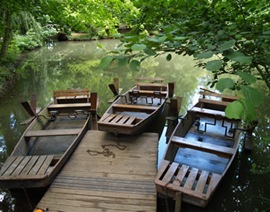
[28,155,47,175]
[173,165,189,186]
[2,157,24,176]
[162,162,179,183]
[195,170,209,193]
[20,156,39,175]
[25,129,80,138]
[183,168,199,190]
[36,131,158,211]
[125,116,136,125]
[12,156,32,176]
[38,155,54,175]
[0,157,17,176]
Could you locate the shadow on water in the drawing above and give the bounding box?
[0,40,269,211]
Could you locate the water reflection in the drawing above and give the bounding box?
[0,40,269,211]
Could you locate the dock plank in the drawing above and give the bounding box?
[36,131,158,211]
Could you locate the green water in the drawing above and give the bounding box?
[0,40,269,212]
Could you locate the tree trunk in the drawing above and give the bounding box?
[0,11,12,59]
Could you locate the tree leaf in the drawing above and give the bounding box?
[205,59,222,72]
[129,60,140,71]
[131,44,147,51]
[100,56,114,68]
[232,55,252,64]
[216,78,235,91]
[144,47,156,56]
[195,51,213,59]
[225,101,243,120]
[218,40,236,51]
[241,85,263,107]
[237,71,257,84]
[117,56,128,66]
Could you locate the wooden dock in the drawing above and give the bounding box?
[35,130,158,211]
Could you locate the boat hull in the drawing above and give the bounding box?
[155,91,241,207]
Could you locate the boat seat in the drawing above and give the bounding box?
[48,103,91,110]
[198,98,231,107]
[190,106,226,118]
[0,155,54,179]
[171,136,235,157]
[113,104,158,111]
[53,89,90,103]
[99,113,137,126]
[199,91,238,102]
[25,129,81,138]
[155,159,222,202]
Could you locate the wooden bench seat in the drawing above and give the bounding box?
[190,106,226,117]
[113,103,159,111]
[199,91,238,101]
[155,159,222,201]
[0,155,54,179]
[129,90,167,97]
[53,89,90,103]
[25,129,81,138]
[199,98,231,107]
[135,77,164,83]
[171,136,235,157]
[48,103,91,109]
[99,113,137,126]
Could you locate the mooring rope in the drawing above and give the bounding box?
[86,142,126,158]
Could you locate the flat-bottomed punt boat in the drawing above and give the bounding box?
[98,78,173,135]
[155,90,240,207]
[0,89,97,188]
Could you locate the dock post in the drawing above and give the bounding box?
[175,192,182,212]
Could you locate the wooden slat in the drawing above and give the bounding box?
[190,107,226,117]
[173,165,189,186]
[117,115,130,124]
[48,103,91,109]
[53,89,89,97]
[125,116,136,125]
[183,168,199,190]
[172,136,235,156]
[2,157,24,176]
[135,77,164,83]
[113,104,158,111]
[199,91,238,101]
[162,162,179,183]
[20,156,39,175]
[206,173,222,195]
[102,114,117,123]
[38,155,54,175]
[12,156,32,176]
[156,160,170,181]
[28,156,47,175]
[195,170,209,193]
[199,98,230,107]
[25,129,80,138]
[0,157,17,176]
[110,114,123,124]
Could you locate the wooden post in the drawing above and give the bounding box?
[175,192,182,212]
[90,92,98,112]
[114,78,119,94]
[168,82,175,98]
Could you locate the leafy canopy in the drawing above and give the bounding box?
[100,0,270,125]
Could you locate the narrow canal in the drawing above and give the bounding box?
[0,40,269,211]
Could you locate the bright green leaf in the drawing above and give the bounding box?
[205,59,222,72]
[129,60,140,71]
[216,78,235,91]
[225,101,243,120]
[100,56,114,69]
[131,44,147,51]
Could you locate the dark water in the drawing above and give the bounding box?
[0,40,269,212]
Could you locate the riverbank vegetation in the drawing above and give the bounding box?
[0,1,269,134]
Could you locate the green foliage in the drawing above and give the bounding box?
[107,0,270,125]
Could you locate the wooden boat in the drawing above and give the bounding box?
[0,89,98,189]
[98,77,173,135]
[155,89,241,207]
